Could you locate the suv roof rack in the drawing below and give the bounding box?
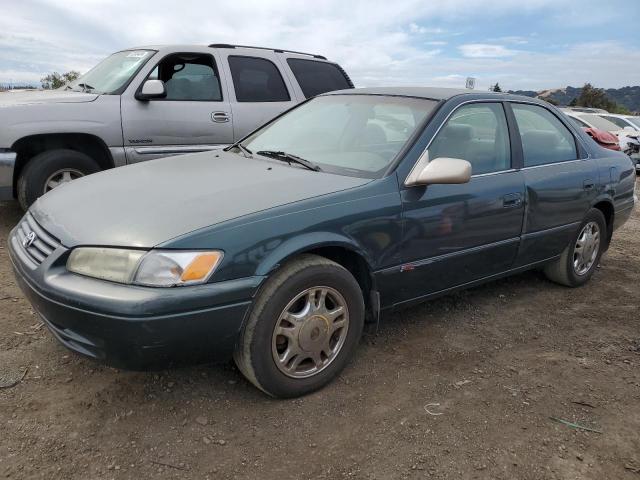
[208,44,327,60]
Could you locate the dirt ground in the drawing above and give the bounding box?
[0,187,639,480]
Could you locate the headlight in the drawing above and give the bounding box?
[67,248,223,287]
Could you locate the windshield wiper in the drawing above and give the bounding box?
[236,143,253,158]
[77,83,95,93]
[223,141,253,158]
[256,150,322,172]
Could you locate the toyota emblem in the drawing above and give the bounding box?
[22,231,37,248]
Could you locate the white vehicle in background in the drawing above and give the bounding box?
[562,110,640,172]
[597,113,640,132]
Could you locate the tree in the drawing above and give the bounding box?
[540,96,559,106]
[490,82,502,92]
[41,71,80,89]
[573,83,630,114]
[568,97,578,107]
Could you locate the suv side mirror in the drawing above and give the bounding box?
[136,80,166,100]
[405,156,472,187]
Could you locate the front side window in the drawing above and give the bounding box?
[626,117,640,129]
[228,56,290,102]
[286,59,352,98]
[512,104,577,167]
[66,50,154,94]
[243,95,436,178]
[146,53,222,101]
[428,103,511,175]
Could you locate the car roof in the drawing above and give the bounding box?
[322,86,532,102]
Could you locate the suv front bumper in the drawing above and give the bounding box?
[0,150,16,200]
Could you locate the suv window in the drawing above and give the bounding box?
[148,53,222,101]
[286,59,352,98]
[512,104,577,167]
[228,56,290,102]
[428,103,511,175]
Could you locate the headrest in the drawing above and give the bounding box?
[441,124,473,142]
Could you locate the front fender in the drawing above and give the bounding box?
[255,231,375,276]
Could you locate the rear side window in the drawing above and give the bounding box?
[228,56,290,102]
[601,115,629,129]
[286,59,352,98]
[512,104,577,167]
[428,103,511,175]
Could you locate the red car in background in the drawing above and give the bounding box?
[583,127,621,151]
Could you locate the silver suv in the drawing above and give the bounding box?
[0,44,353,209]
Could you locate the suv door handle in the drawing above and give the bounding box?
[211,112,230,123]
[583,179,595,190]
[502,193,522,208]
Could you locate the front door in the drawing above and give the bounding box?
[121,51,234,163]
[396,102,525,304]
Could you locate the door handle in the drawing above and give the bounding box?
[583,179,595,190]
[502,193,522,208]
[211,111,230,123]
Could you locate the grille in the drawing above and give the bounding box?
[13,213,60,268]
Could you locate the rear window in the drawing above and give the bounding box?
[287,58,352,98]
[228,56,290,102]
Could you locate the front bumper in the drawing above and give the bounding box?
[8,225,264,369]
[0,150,16,200]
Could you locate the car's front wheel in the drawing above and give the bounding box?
[544,208,606,287]
[234,254,365,398]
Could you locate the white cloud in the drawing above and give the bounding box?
[0,0,637,91]
[459,44,518,58]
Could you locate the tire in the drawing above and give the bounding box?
[234,254,365,398]
[543,208,607,287]
[17,149,100,210]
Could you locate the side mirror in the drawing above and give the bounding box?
[405,156,472,187]
[136,79,166,100]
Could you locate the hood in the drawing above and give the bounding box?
[0,89,99,107]
[31,151,370,248]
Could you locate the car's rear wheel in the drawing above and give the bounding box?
[543,208,606,287]
[17,149,100,210]
[234,254,365,398]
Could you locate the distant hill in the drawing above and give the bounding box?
[509,86,640,113]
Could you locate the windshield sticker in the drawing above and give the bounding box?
[126,51,149,58]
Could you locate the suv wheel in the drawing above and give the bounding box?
[543,208,607,287]
[234,254,365,398]
[17,149,100,210]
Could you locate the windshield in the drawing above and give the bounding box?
[243,95,436,178]
[66,50,155,94]
[579,114,621,131]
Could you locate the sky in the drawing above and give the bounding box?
[1,0,639,91]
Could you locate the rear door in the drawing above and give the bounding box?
[121,51,233,163]
[396,101,526,303]
[218,52,299,140]
[508,102,599,266]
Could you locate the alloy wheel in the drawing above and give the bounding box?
[271,286,349,379]
[573,221,600,276]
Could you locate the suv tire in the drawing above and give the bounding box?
[17,149,100,210]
